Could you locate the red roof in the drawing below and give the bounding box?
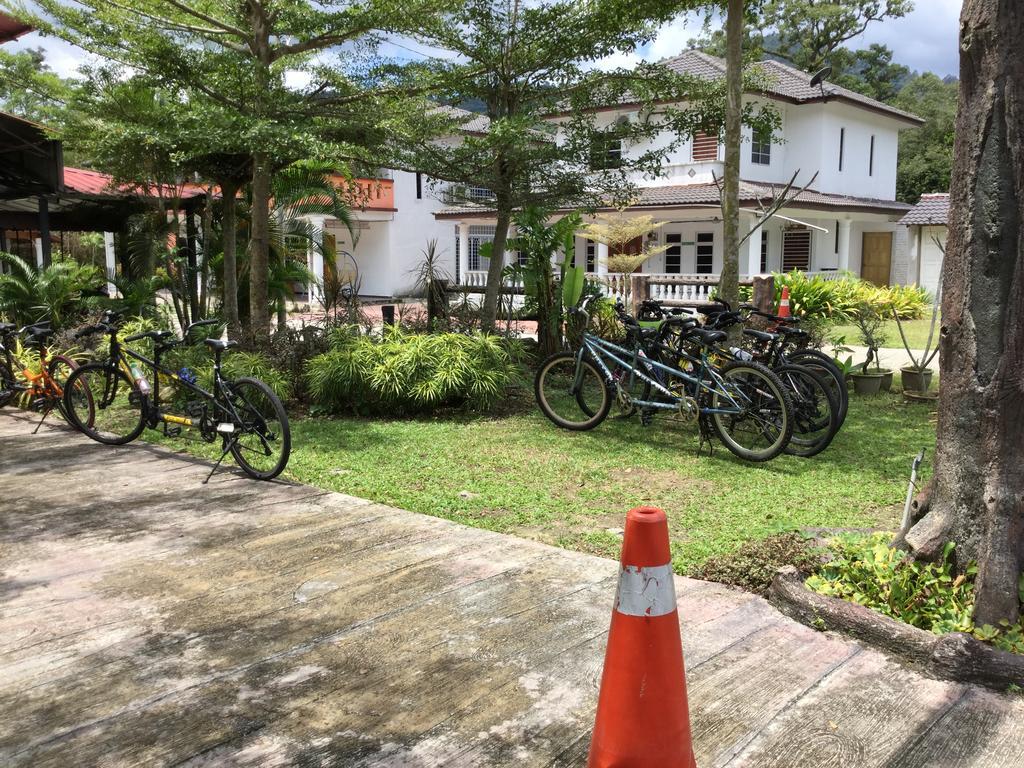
[63,166,207,200]
[0,13,32,44]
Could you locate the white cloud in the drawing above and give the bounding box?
[838,0,962,77]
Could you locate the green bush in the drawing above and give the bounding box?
[807,533,1024,654]
[306,327,523,414]
[772,272,928,322]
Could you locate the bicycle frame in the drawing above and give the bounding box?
[579,332,747,415]
[100,333,240,432]
[0,335,63,399]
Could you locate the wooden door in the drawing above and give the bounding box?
[861,232,893,286]
[620,235,645,272]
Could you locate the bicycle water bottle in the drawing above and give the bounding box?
[130,364,152,395]
[729,346,754,362]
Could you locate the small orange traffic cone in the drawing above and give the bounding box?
[587,507,697,768]
[778,285,791,318]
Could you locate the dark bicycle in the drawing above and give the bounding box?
[63,311,291,481]
[534,299,794,462]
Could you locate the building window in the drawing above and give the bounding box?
[415,172,422,199]
[467,225,495,271]
[517,249,528,267]
[760,231,769,273]
[665,233,682,274]
[696,232,714,274]
[869,135,875,176]
[751,128,772,165]
[590,132,623,171]
[583,239,596,272]
[782,228,811,272]
[691,131,719,162]
[838,128,845,172]
[468,186,493,201]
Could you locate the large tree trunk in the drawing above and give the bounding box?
[719,0,743,318]
[248,153,272,338]
[905,0,1024,627]
[220,178,241,335]
[481,205,511,332]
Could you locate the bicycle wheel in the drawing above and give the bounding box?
[47,354,91,426]
[225,377,291,480]
[63,363,146,445]
[708,360,794,462]
[789,350,849,427]
[534,352,612,431]
[774,364,839,458]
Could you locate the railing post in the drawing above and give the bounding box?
[629,274,649,316]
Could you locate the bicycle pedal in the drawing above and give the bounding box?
[163,425,182,437]
[30,397,48,411]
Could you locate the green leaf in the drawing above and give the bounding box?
[562,265,585,308]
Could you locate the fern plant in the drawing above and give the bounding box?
[306,326,522,414]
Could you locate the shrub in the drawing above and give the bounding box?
[306,327,523,414]
[0,252,104,329]
[688,532,820,596]
[772,271,928,322]
[219,351,292,400]
[806,533,1024,654]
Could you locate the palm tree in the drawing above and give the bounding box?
[213,163,357,333]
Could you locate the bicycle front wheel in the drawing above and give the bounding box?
[48,354,90,425]
[534,352,612,431]
[63,363,146,445]
[709,361,793,462]
[225,377,291,480]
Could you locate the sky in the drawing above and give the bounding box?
[8,1,963,82]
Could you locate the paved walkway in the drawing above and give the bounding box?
[1,413,1019,767]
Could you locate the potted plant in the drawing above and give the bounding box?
[849,299,891,394]
[895,265,941,401]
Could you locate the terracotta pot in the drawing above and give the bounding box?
[901,367,934,393]
[851,372,884,395]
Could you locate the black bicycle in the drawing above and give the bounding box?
[63,311,291,481]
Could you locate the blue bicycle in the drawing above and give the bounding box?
[534,301,794,462]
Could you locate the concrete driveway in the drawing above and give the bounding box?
[0,412,1020,767]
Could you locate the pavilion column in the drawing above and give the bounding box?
[33,237,43,268]
[596,241,609,276]
[744,217,763,278]
[307,215,326,305]
[104,232,117,297]
[837,218,852,273]
[457,222,470,286]
[37,197,51,268]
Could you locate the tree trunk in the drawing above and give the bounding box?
[719,0,743,321]
[481,205,511,332]
[248,153,272,338]
[185,203,200,322]
[199,190,213,317]
[220,179,241,335]
[536,254,559,358]
[904,0,1024,627]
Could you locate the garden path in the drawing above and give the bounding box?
[0,412,1018,767]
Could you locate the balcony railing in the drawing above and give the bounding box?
[330,174,395,211]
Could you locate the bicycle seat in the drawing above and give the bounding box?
[0,322,16,335]
[204,338,238,352]
[685,327,727,345]
[743,329,777,342]
[21,323,53,346]
[777,325,809,339]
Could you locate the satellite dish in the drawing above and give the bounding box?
[810,65,833,96]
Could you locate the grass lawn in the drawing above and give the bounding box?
[829,314,941,350]
[147,386,938,576]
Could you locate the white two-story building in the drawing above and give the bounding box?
[308,51,924,302]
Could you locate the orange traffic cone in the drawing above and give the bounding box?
[587,506,697,768]
[778,285,791,318]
